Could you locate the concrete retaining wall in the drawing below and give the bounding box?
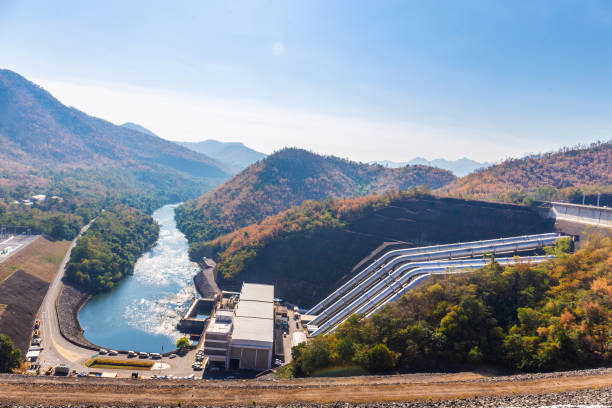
[550,202,612,228]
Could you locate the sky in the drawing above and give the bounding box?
[1,0,611,163]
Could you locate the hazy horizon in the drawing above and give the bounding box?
[2,1,611,162]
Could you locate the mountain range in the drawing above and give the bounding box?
[0,69,230,203]
[374,157,490,177]
[176,140,266,173]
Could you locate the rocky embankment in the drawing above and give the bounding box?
[56,283,98,350]
[194,258,219,297]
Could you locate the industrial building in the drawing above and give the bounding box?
[203,283,274,371]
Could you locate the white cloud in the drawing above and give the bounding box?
[33,77,524,163]
[272,41,285,56]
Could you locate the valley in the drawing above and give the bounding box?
[1,11,612,405]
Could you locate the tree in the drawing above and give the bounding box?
[364,344,396,373]
[0,334,21,373]
[176,336,190,350]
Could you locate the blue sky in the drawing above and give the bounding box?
[1,1,611,162]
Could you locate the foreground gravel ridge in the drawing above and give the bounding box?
[0,387,611,408]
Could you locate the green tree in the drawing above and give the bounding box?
[176,336,190,350]
[364,344,396,373]
[0,334,21,373]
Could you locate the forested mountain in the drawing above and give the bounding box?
[376,157,490,177]
[0,69,230,206]
[175,148,456,246]
[176,139,266,173]
[439,142,612,200]
[193,190,553,306]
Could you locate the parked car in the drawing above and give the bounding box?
[168,353,177,359]
[108,350,118,356]
[98,349,108,355]
[138,352,149,359]
[150,353,162,359]
[127,351,136,358]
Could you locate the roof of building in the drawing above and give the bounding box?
[232,316,274,344]
[240,283,274,303]
[235,300,273,320]
[207,316,232,335]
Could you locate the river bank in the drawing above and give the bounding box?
[56,283,98,350]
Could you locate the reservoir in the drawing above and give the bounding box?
[79,204,199,352]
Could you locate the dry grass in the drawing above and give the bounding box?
[0,237,71,283]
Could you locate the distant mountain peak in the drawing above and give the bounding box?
[121,122,157,137]
[372,157,491,177]
[177,139,266,174]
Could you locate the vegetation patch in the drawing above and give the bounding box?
[289,233,611,376]
[85,357,153,370]
[66,206,159,293]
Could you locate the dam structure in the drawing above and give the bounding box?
[549,201,612,228]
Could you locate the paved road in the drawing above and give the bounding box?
[36,219,201,378]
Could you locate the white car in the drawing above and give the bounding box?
[127,351,136,358]
[108,350,118,356]
[138,352,149,358]
[98,349,108,355]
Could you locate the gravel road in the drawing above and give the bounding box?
[0,367,610,407]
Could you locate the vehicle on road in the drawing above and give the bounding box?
[138,352,149,359]
[98,349,108,355]
[108,350,118,356]
[150,353,162,359]
[127,350,136,358]
[169,353,177,359]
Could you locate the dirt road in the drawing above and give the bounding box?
[1,368,611,407]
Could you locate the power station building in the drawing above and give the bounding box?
[204,283,274,371]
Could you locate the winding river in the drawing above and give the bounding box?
[79,204,199,352]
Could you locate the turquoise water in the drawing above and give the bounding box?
[78,204,199,353]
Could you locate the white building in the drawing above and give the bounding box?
[204,283,274,371]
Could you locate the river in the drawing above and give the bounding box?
[78,204,199,353]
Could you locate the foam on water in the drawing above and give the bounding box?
[79,203,201,352]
